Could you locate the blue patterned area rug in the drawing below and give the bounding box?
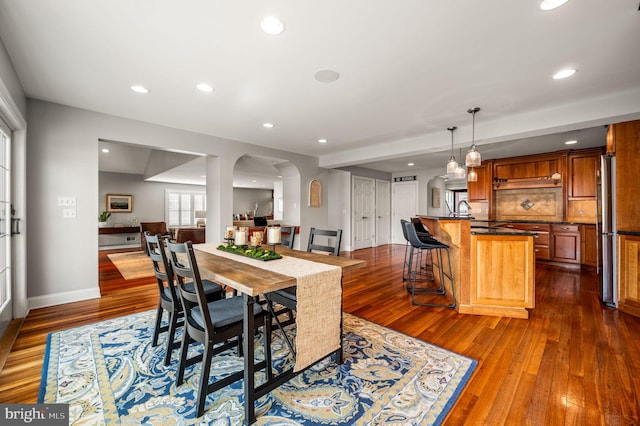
[39,310,476,425]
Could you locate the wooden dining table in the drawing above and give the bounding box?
[194,244,365,425]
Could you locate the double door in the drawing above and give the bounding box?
[0,122,12,336]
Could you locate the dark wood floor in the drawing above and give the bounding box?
[1,244,639,424]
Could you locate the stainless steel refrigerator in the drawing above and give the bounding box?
[596,153,616,307]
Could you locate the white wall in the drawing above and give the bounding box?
[273,181,283,221]
[328,169,352,251]
[26,99,329,308]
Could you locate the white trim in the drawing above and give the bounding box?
[27,287,101,311]
[0,77,25,130]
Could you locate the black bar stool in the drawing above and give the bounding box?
[402,221,456,308]
[400,219,434,283]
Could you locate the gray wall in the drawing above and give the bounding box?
[99,172,206,225]
[26,99,329,308]
[0,38,26,118]
[233,188,273,218]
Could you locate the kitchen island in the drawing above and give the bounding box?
[419,216,535,319]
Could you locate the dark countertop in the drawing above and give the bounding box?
[418,215,475,221]
[618,230,640,236]
[471,227,535,236]
[471,219,592,226]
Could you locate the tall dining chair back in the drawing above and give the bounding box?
[167,241,272,417]
[146,233,224,365]
[279,226,296,249]
[267,227,343,346]
[306,227,342,256]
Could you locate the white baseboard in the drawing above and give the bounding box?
[27,287,101,311]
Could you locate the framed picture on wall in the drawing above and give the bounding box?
[106,194,133,212]
[308,179,321,207]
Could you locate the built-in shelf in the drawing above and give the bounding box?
[493,175,561,189]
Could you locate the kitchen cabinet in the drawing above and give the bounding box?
[493,153,564,190]
[618,234,640,318]
[551,224,581,264]
[501,223,550,261]
[469,233,535,319]
[467,161,492,203]
[613,120,640,232]
[568,149,602,199]
[581,224,598,267]
[566,149,600,224]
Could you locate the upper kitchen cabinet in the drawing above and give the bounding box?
[492,153,564,190]
[566,147,604,224]
[467,161,493,203]
[613,120,640,232]
[568,148,603,199]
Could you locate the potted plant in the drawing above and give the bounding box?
[98,211,111,228]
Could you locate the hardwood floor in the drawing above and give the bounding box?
[1,244,639,424]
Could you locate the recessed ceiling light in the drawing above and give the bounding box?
[317,138,328,144]
[197,83,214,93]
[553,68,577,79]
[277,175,283,178]
[130,85,150,94]
[314,70,340,83]
[101,148,109,153]
[261,16,285,35]
[252,180,257,183]
[408,163,415,166]
[565,140,578,145]
[263,122,275,128]
[540,0,569,11]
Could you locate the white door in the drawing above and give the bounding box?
[352,176,375,250]
[375,179,391,246]
[0,122,12,336]
[391,181,418,244]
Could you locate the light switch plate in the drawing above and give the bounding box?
[63,208,76,218]
[58,196,76,207]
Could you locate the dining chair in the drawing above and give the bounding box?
[167,241,272,418]
[271,227,342,308]
[141,222,171,254]
[266,227,343,353]
[307,227,342,256]
[279,226,295,249]
[146,233,225,366]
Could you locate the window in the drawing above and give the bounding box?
[165,190,206,227]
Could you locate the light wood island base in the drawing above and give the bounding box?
[420,217,535,319]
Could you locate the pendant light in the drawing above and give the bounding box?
[455,148,466,179]
[446,126,458,175]
[468,167,478,182]
[465,107,481,167]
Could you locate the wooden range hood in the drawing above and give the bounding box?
[493,172,562,190]
[492,152,564,190]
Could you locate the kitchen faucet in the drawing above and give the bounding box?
[457,200,471,216]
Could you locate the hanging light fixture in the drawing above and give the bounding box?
[465,107,481,167]
[446,126,458,175]
[455,148,466,178]
[468,167,478,182]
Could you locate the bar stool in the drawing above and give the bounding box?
[402,221,456,308]
[400,219,435,284]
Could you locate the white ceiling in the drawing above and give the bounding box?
[2,0,640,182]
